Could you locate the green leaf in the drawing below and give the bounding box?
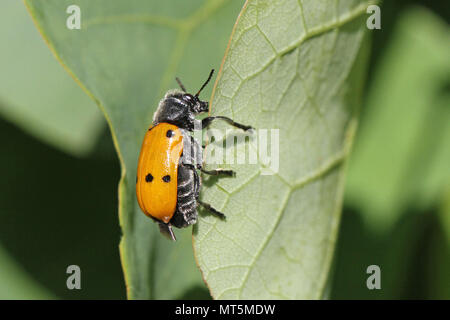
[345,7,450,233]
[0,1,104,156]
[0,245,53,299]
[24,0,245,299]
[193,0,373,299]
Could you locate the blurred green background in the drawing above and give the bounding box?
[0,0,448,299]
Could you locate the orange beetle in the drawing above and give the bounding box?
[136,123,183,224]
[136,70,253,240]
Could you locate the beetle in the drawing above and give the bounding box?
[136,69,252,241]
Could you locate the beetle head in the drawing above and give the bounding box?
[176,69,214,114]
[153,70,214,129]
[180,93,209,114]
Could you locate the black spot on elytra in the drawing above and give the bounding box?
[166,130,174,138]
[162,175,171,183]
[145,173,153,182]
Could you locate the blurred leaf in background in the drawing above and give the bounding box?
[332,5,450,299]
[345,7,450,233]
[0,0,128,299]
[0,246,53,299]
[0,0,105,156]
[0,0,125,300]
[0,114,125,299]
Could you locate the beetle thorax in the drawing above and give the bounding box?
[153,89,208,131]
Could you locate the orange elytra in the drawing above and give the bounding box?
[136,123,183,224]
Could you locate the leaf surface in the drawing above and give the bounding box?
[193,0,373,299]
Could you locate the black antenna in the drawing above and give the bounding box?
[195,69,214,98]
[175,77,187,92]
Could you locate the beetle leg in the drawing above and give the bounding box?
[182,162,197,171]
[180,161,201,199]
[201,168,235,177]
[191,165,201,200]
[201,116,253,131]
[158,222,176,241]
[180,154,227,220]
[181,129,204,169]
[197,200,226,220]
